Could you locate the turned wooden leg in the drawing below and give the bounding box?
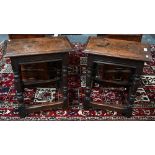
[128,74,141,103]
[14,71,26,118]
[123,72,141,117]
[56,65,61,89]
[11,60,26,118]
[92,62,98,87]
[62,65,68,109]
[14,72,24,104]
[84,65,92,109]
[13,68,26,117]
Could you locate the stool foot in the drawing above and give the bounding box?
[17,105,28,118]
[122,107,132,118]
[83,104,91,110]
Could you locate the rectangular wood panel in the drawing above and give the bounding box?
[84,37,151,62]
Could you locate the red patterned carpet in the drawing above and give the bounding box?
[0,43,155,120]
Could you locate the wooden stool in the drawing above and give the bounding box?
[83,37,152,117]
[5,36,73,117]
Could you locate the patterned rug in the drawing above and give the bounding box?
[0,43,155,121]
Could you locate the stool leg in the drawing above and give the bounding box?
[11,61,26,118]
[62,56,68,109]
[92,62,98,87]
[129,74,140,102]
[14,72,24,103]
[123,66,142,118]
[84,65,92,109]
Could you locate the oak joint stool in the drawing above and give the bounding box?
[5,36,73,118]
[83,37,152,117]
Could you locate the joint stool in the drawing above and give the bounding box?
[5,36,73,117]
[83,37,152,117]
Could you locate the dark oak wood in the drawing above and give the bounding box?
[91,102,127,112]
[16,102,63,118]
[21,63,49,82]
[5,37,72,57]
[97,34,142,42]
[26,102,63,112]
[5,36,73,118]
[85,37,151,62]
[84,37,152,117]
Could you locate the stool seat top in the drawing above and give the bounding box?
[84,37,152,62]
[5,37,73,58]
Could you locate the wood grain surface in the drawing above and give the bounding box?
[84,37,152,62]
[5,36,73,57]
